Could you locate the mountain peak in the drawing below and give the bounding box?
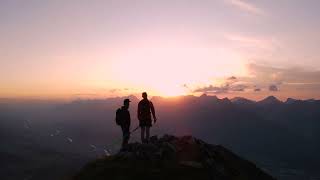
[199,94,219,102]
[285,98,299,104]
[231,97,255,105]
[306,98,316,103]
[73,135,275,180]
[126,95,139,102]
[200,93,208,97]
[220,97,232,104]
[259,96,282,105]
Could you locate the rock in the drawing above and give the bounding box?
[160,134,176,142]
[149,135,158,143]
[161,142,176,160]
[73,135,276,180]
[179,161,203,168]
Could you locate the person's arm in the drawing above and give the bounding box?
[150,101,157,123]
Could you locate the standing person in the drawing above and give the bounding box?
[115,99,131,148]
[137,92,157,143]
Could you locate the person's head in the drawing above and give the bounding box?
[123,99,131,109]
[142,92,148,99]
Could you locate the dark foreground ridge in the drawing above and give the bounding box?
[73,135,275,180]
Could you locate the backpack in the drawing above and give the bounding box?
[115,108,123,126]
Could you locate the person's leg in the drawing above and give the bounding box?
[141,126,145,143]
[123,126,130,146]
[121,126,126,147]
[146,126,150,143]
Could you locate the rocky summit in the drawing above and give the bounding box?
[73,135,275,180]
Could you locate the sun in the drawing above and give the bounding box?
[151,84,188,97]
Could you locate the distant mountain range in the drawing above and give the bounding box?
[1,95,320,179]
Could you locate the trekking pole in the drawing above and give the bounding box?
[130,125,140,134]
[118,125,140,141]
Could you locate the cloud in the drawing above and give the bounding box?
[193,84,229,94]
[254,88,261,92]
[232,84,249,91]
[109,88,132,93]
[193,76,249,94]
[109,89,120,93]
[73,93,97,96]
[247,63,320,84]
[226,0,266,16]
[269,85,279,92]
[193,83,250,94]
[245,63,320,95]
[193,63,320,97]
[227,76,237,80]
[182,84,189,88]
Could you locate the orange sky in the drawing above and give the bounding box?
[1,0,320,100]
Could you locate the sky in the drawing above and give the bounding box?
[1,0,320,100]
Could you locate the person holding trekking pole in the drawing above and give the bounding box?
[115,99,131,148]
[137,92,157,143]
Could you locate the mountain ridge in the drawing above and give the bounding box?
[63,94,319,105]
[73,135,275,180]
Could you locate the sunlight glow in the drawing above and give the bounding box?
[110,47,247,97]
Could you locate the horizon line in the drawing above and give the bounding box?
[1,94,319,102]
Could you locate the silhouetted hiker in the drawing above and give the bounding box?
[138,92,157,143]
[116,99,131,148]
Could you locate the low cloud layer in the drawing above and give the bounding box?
[193,76,251,94]
[247,63,320,85]
[192,63,320,98]
[245,63,320,97]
